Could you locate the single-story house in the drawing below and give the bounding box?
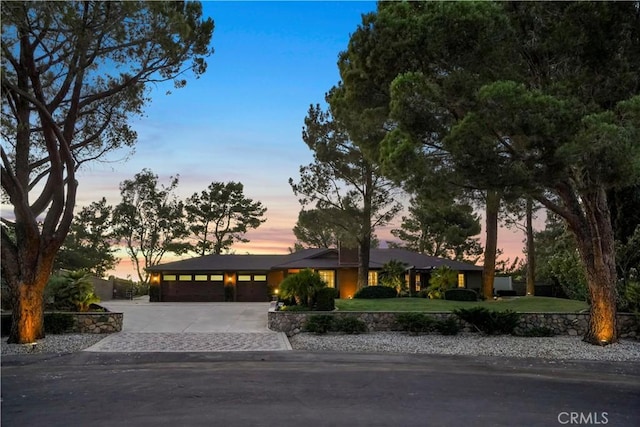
[147,247,483,302]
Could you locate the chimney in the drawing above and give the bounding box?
[338,242,359,265]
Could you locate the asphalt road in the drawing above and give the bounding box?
[2,351,639,427]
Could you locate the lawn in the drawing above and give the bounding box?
[334,296,589,313]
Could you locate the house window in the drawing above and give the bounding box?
[457,273,465,288]
[163,274,176,281]
[194,275,208,281]
[238,275,252,281]
[179,275,192,281]
[254,275,267,281]
[368,271,378,286]
[210,274,224,282]
[317,270,335,288]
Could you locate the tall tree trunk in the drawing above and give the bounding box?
[9,281,46,343]
[572,190,618,345]
[482,190,500,299]
[358,235,371,290]
[525,197,536,296]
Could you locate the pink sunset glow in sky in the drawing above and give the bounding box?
[61,2,529,279]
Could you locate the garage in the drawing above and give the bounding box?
[235,273,269,302]
[160,274,225,302]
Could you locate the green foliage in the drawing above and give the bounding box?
[278,269,327,307]
[185,181,267,256]
[333,317,367,334]
[292,209,339,249]
[46,271,100,312]
[444,289,478,302]
[453,307,520,335]
[623,281,640,314]
[417,289,430,299]
[112,169,191,284]
[354,285,397,299]
[305,315,334,334]
[315,287,336,311]
[396,313,435,335]
[54,198,117,277]
[434,317,461,336]
[43,313,75,334]
[391,195,482,262]
[378,260,408,295]
[280,305,310,312]
[426,266,458,299]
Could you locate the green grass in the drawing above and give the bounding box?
[335,296,589,313]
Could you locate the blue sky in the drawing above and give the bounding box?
[73,1,525,278]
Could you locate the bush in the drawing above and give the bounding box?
[280,305,310,312]
[46,270,100,311]
[305,315,334,334]
[434,317,460,335]
[44,313,75,334]
[354,286,397,299]
[224,285,235,302]
[149,285,160,302]
[444,288,478,301]
[497,290,517,297]
[453,307,521,335]
[334,316,367,334]
[396,313,435,335]
[315,287,336,311]
[279,269,327,307]
[426,266,457,299]
[417,289,430,298]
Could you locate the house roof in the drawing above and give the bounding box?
[147,248,481,272]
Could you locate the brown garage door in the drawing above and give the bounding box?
[161,279,225,302]
[235,274,269,302]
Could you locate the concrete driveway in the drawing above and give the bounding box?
[84,298,291,352]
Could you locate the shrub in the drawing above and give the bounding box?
[46,270,100,312]
[378,260,408,295]
[305,315,334,334]
[417,289,430,298]
[1,314,11,337]
[44,313,75,334]
[434,317,460,335]
[496,290,517,297]
[334,316,367,334]
[426,266,457,299]
[149,285,160,302]
[453,307,520,335]
[224,285,235,302]
[444,288,478,301]
[396,313,435,335]
[315,287,336,311]
[354,286,397,299]
[280,305,310,312]
[279,269,327,307]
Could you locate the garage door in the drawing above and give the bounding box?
[161,274,225,302]
[235,274,269,302]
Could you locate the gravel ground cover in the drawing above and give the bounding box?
[3,332,639,362]
[288,332,640,362]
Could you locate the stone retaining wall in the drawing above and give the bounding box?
[72,311,123,333]
[268,310,638,339]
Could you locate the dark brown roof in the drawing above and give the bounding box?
[147,248,481,272]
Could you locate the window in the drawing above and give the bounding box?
[457,273,465,288]
[179,275,192,281]
[238,275,252,281]
[210,274,224,282]
[254,275,267,281]
[317,270,335,288]
[163,274,176,281]
[368,271,378,286]
[194,275,208,281]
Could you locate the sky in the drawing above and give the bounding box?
[69,1,528,279]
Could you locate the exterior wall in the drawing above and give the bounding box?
[465,271,483,293]
[268,271,285,289]
[90,277,114,301]
[337,268,358,299]
[268,311,638,339]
